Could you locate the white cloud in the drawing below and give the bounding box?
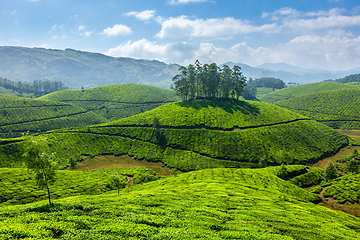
[105,31,360,71]
[283,14,360,32]
[104,38,197,63]
[101,24,132,36]
[78,25,85,31]
[167,0,214,4]
[52,35,67,40]
[125,10,156,21]
[83,31,93,37]
[156,16,279,38]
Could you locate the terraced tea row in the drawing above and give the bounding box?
[0,167,158,206]
[39,84,180,121]
[0,99,348,171]
[260,82,360,103]
[0,95,107,138]
[1,167,359,239]
[276,88,360,129]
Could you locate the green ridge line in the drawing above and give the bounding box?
[0,111,89,128]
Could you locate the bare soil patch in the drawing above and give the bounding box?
[75,155,174,176]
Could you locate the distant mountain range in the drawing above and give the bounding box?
[0,46,359,89]
[223,62,360,85]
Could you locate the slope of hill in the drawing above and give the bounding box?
[0,95,107,138]
[260,82,360,103]
[0,46,180,89]
[1,167,359,239]
[0,167,158,206]
[0,99,348,170]
[38,84,181,121]
[276,88,360,129]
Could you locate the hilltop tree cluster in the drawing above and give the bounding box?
[171,61,246,101]
[0,77,68,97]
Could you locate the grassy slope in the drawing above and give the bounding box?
[0,99,348,170]
[0,167,159,206]
[276,88,360,129]
[260,82,360,103]
[0,94,107,138]
[1,167,359,239]
[38,84,181,121]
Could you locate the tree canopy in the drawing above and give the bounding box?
[248,77,286,89]
[0,77,68,97]
[171,61,246,101]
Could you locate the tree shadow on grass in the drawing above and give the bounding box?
[176,98,260,115]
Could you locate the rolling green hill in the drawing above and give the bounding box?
[260,82,360,103]
[0,99,348,170]
[0,95,107,138]
[276,88,360,129]
[1,167,360,239]
[38,84,181,121]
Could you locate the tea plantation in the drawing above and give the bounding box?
[260,82,360,103]
[276,88,360,129]
[0,95,107,138]
[0,99,348,170]
[38,83,180,121]
[0,167,158,206]
[1,167,360,239]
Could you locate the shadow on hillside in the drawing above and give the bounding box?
[176,98,260,115]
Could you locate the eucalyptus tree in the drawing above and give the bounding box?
[22,137,57,205]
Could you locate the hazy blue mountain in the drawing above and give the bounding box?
[223,61,359,84]
[0,46,180,89]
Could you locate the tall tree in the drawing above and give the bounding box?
[22,137,57,205]
[232,65,246,100]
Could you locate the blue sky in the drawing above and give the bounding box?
[1,0,360,71]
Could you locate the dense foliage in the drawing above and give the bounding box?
[0,77,68,97]
[0,167,158,206]
[0,99,348,171]
[260,82,360,103]
[1,167,360,239]
[0,95,107,138]
[38,84,180,121]
[171,61,246,101]
[276,88,360,129]
[248,77,285,89]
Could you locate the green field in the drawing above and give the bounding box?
[276,88,360,129]
[259,82,360,103]
[0,99,348,171]
[0,94,107,138]
[38,83,180,121]
[1,167,359,239]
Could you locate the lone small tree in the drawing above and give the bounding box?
[324,162,338,181]
[109,174,127,195]
[22,137,57,205]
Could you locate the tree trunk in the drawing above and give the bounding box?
[46,185,52,206]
